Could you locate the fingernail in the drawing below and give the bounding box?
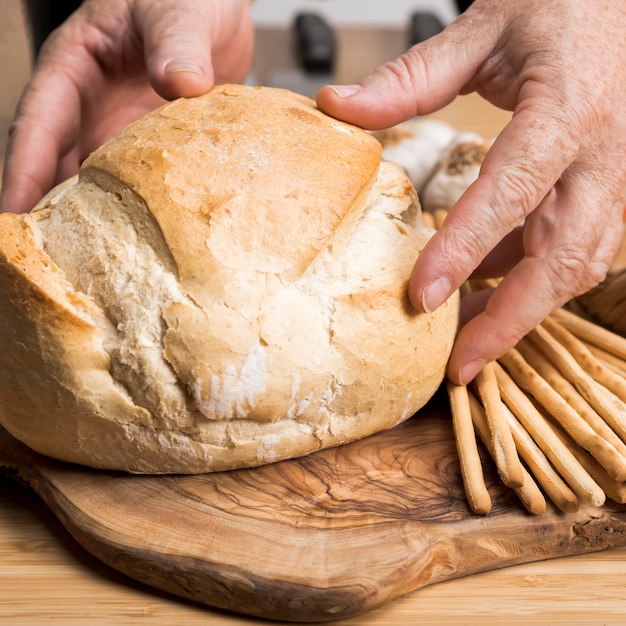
[459,360,486,386]
[328,84,362,98]
[421,276,452,313]
[165,58,204,76]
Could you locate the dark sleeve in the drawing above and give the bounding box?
[23,0,83,55]
[455,0,474,12]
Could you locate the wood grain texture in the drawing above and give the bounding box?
[2,394,626,622]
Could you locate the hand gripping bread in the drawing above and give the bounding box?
[0,85,459,473]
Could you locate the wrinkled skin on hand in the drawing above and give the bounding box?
[0,0,254,215]
[318,0,626,384]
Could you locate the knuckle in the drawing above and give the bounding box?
[438,223,492,276]
[545,245,604,302]
[380,41,450,114]
[487,164,539,227]
[569,68,614,135]
[382,51,426,100]
[582,260,611,291]
[486,139,565,230]
[540,206,625,301]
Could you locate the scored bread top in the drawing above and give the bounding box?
[82,84,382,290]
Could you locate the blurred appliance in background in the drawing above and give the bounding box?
[249,0,469,96]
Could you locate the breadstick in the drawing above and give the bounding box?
[523,338,626,459]
[541,316,626,404]
[502,402,579,513]
[527,325,626,444]
[583,342,626,378]
[463,276,500,297]
[517,339,614,440]
[550,308,626,361]
[549,420,626,505]
[471,362,524,488]
[421,210,437,230]
[459,281,473,298]
[467,392,546,515]
[493,359,605,507]
[447,381,492,514]
[516,338,626,482]
[433,208,448,230]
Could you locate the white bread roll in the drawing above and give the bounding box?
[0,84,459,473]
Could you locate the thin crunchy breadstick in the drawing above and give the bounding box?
[494,359,605,507]
[583,342,626,378]
[549,420,626,505]
[433,208,448,230]
[467,392,546,515]
[550,308,626,361]
[527,325,626,444]
[421,210,437,230]
[502,403,579,513]
[471,362,524,488]
[516,338,626,482]
[541,316,626,404]
[459,282,473,298]
[524,339,626,459]
[471,277,500,291]
[447,381,492,514]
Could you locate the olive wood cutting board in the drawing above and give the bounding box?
[2,391,626,623]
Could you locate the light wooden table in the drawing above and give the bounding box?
[2,10,626,622]
[2,466,626,626]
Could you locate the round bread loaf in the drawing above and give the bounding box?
[0,84,459,473]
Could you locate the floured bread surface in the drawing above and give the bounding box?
[0,84,459,473]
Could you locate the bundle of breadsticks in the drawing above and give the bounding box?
[376,121,626,515]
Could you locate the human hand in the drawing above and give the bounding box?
[0,0,254,214]
[317,0,626,384]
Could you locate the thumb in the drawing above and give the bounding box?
[316,9,497,130]
[134,0,217,101]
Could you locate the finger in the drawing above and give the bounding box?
[136,0,253,101]
[408,86,577,314]
[316,7,498,129]
[448,185,625,385]
[0,42,84,213]
[134,0,214,100]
